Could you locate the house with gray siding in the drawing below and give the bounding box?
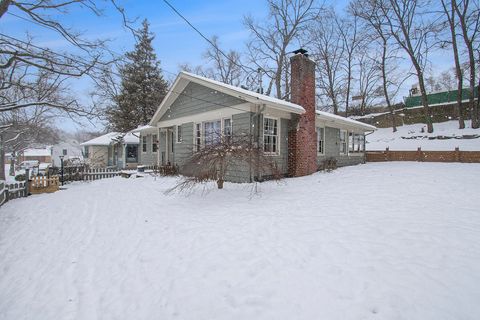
[80,132,139,169]
[137,50,376,182]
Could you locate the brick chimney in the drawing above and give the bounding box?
[288,49,317,177]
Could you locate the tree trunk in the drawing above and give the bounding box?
[0,0,11,19]
[0,134,5,181]
[445,0,465,129]
[380,40,397,132]
[455,2,478,128]
[9,155,15,176]
[415,66,433,133]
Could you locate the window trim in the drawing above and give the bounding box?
[142,136,147,153]
[317,127,325,155]
[192,117,233,152]
[152,134,158,153]
[176,125,183,143]
[348,132,365,155]
[263,116,280,156]
[339,130,348,155]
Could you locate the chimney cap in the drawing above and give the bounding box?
[292,48,308,56]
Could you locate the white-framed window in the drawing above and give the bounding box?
[195,123,202,152]
[142,136,147,153]
[152,134,158,153]
[339,130,347,154]
[349,132,365,153]
[317,127,325,154]
[204,120,221,146]
[263,117,279,154]
[193,117,232,151]
[223,118,232,142]
[176,125,183,143]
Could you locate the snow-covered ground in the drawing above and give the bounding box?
[367,120,480,151]
[1,163,480,320]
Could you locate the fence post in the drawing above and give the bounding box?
[417,147,423,162]
[25,168,30,196]
[455,147,460,162]
[385,147,390,161]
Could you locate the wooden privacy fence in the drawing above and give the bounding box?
[366,147,480,163]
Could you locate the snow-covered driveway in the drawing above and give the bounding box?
[1,162,479,320]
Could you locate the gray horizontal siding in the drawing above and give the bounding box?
[160,82,246,121]
[316,126,365,167]
[173,122,194,167]
[139,133,158,166]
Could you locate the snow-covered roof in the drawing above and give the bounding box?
[80,132,140,146]
[23,148,51,157]
[128,125,157,133]
[316,110,377,131]
[149,71,306,125]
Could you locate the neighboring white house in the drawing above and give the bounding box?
[51,139,84,167]
[80,132,140,169]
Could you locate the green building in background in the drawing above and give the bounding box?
[405,86,479,108]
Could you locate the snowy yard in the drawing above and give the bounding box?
[367,120,480,151]
[1,162,480,320]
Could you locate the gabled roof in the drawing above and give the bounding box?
[149,71,306,125]
[316,110,376,131]
[80,132,140,146]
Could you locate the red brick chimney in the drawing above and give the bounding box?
[288,49,317,177]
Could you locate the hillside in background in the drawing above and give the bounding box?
[366,120,479,151]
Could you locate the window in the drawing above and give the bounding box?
[176,125,183,143]
[349,132,365,153]
[62,149,67,156]
[195,123,201,152]
[263,117,278,154]
[223,118,232,141]
[84,146,89,158]
[142,136,147,152]
[126,145,138,163]
[204,120,221,146]
[152,134,158,153]
[339,130,347,154]
[193,118,232,151]
[317,127,325,154]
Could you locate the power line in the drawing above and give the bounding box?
[161,0,257,76]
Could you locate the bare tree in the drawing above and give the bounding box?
[355,49,382,115]
[379,0,439,133]
[453,0,480,128]
[169,132,281,191]
[0,0,133,177]
[244,0,320,99]
[203,36,245,86]
[338,13,361,116]
[308,8,346,114]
